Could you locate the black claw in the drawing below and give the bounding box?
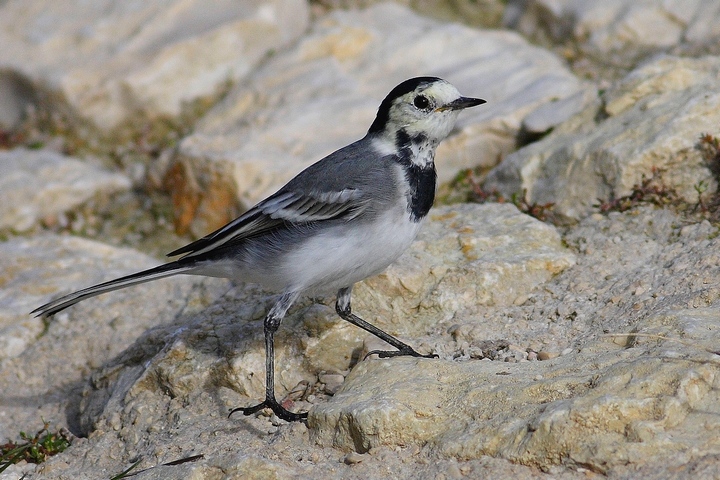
[228,399,307,422]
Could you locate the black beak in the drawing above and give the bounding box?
[439,97,486,111]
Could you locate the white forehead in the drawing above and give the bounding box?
[415,80,462,103]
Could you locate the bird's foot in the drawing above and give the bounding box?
[365,346,438,360]
[228,397,307,422]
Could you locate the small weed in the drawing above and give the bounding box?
[0,422,71,473]
[445,168,556,221]
[0,127,32,150]
[698,132,720,170]
[110,454,204,479]
[694,180,709,211]
[695,133,720,218]
[595,167,680,214]
[463,170,555,221]
[593,133,720,228]
[509,190,556,222]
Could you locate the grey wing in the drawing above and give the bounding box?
[169,135,395,259]
[167,187,370,259]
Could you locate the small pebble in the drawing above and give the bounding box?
[527,351,538,361]
[318,373,344,383]
[611,334,631,347]
[343,452,365,465]
[446,463,463,479]
[537,351,559,361]
[513,294,529,305]
[323,381,344,395]
[633,285,647,296]
[319,373,345,394]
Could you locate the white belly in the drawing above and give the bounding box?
[281,202,422,293]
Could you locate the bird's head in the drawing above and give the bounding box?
[367,77,485,145]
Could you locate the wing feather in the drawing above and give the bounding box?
[167,188,368,259]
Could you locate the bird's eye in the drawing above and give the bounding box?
[413,95,430,110]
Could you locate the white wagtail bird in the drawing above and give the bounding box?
[32,77,485,422]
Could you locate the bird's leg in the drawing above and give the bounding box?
[229,291,307,422]
[335,286,437,359]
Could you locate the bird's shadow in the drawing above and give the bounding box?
[60,281,329,438]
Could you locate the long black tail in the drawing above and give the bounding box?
[31,261,194,317]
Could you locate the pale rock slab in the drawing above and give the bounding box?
[310,344,720,474]
[315,0,507,29]
[505,0,720,59]
[0,234,229,439]
[172,3,589,235]
[0,0,309,131]
[484,55,720,222]
[0,148,131,232]
[311,204,720,474]
[382,203,576,315]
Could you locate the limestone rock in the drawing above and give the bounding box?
[0,234,228,438]
[505,0,720,60]
[172,3,588,235]
[484,55,720,222]
[0,0,309,131]
[310,345,720,475]
[0,148,131,232]
[304,203,576,372]
[310,206,720,475]
[520,88,598,137]
[315,0,507,29]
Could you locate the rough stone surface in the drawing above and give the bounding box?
[355,203,575,327]
[484,55,720,222]
[505,0,720,60]
[0,0,309,131]
[172,2,589,235]
[312,348,720,474]
[311,205,720,476]
[0,234,229,440]
[520,87,598,136]
[0,148,131,232]
[315,0,507,29]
